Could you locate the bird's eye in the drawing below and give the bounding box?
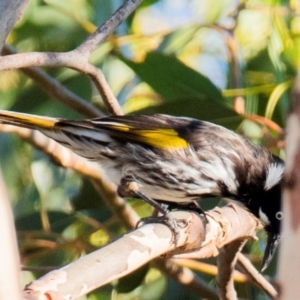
[276,211,283,220]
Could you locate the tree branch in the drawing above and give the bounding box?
[173,205,260,259]
[0,0,144,116]
[22,211,205,300]
[21,203,264,300]
[2,45,104,118]
[0,48,122,115]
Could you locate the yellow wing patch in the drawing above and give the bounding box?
[132,129,188,149]
[102,122,188,149]
[103,124,188,149]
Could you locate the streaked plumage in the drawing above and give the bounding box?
[0,110,284,271]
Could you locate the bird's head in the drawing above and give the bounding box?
[259,202,282,272]
[258,162,284,272]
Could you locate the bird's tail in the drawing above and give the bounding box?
[0,110,115,159]
[0,110,57,130]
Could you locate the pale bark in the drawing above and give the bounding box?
[278,70,300,299]
[22,211,205,300]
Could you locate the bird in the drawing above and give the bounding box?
[0,110,284,271]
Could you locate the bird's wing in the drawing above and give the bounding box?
[0,110,251,154]
[0,111,197,150]
[86,114,194,150]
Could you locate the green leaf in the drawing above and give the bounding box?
[121,52,241,129]
[139,0,160,8]
[140,97,242,129]
[122,52,224,102]
[265,80,294,119]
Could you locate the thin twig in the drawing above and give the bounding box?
[0,49,122,115]
[227,35,245,114]
[237,253,278,298]
[212,3,246,114]
[78,62,124,115]
[175,258,248,283]
[217,239,247,300]
[244,114,283,134]
[76,0,144,56]
[2,45,104,118]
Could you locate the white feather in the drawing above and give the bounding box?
[63,128,113,143]
[265,163,284,190]
[259,208,270,225]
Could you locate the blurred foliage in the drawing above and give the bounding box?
[0,0,298,299]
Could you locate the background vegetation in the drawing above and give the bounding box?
[0,0,298,299]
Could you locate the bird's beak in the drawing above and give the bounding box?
[260,232,280,272]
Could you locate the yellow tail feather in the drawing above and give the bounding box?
[0,110,57,129]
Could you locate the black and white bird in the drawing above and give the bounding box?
[0,110,284,271]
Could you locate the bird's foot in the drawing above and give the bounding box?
[117,175,166,215]
[118,175,207,244]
